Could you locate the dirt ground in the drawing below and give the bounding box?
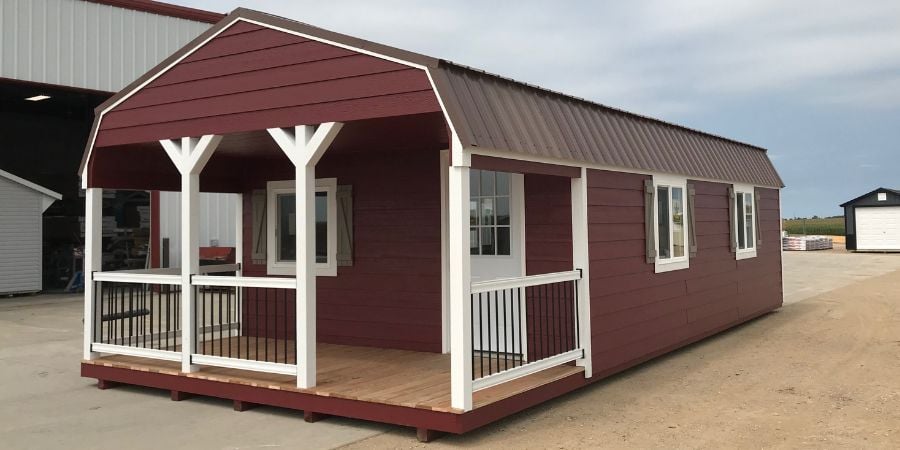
[343,268,900,449]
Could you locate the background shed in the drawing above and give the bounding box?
[0,169,62,294]
[840,188,900,251]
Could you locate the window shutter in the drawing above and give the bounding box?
[754,189,763,248]
[336,185,353,266]
[644,179,656,264]
[251,190,267,262]
[727,186,737,253]
[688,184,698,258]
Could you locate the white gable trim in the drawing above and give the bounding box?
[0,169,62,208]
[81,16,458,188]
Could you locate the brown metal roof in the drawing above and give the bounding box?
[430,63,783,187]
[82,8,784,188]
[84,0,225,23]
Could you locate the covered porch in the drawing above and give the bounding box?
[78,11,593,438]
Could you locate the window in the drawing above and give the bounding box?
[653,176,689,272]
[733,184,757,260]
[470,170,512,256]
[266,178,337,276]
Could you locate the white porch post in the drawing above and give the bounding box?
[83,188,103,360]
[571,168,593,378]
[234,193,243,335]
[267,123,342,389]
[449,137,473,411]
[160,135,222,373]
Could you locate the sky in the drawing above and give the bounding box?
[184,0,900,218]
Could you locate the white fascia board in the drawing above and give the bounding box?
[0,169,63,201]
[466,146,783,190]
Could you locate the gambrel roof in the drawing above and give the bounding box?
[82,8,783,188]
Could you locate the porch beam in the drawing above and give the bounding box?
[266,122,343,389]
[158,135,222,373]
[571,167,593,378]
[83,188,103,360]
[448,135,473,411]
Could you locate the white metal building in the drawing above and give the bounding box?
[0,0,234,286]
[0,169,62,294]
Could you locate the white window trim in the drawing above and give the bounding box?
[653,175,690,273]
[266,178,338,277]
[733,183,757,260]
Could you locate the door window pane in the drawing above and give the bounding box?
[470,169,513,256]
[657,186,670,259]
[480,227,495,255]
[495,172,509,195]
[496,197,510,226]
[497,227,511,255]
[470,228,479,255]
[480,170,495,196]
[481,198,495,226]
[672,187,685,258]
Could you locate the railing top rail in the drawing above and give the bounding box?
[192,275,297,289]
[198,263,240,274]
[470,269,581,294]
[93,271,181,284]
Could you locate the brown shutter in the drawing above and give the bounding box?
[754,188,762,248]
[644,179,656,264]
[336,185,353,266]
[251,190,266,262]
[727,186,737,253]
[688,183,698,258]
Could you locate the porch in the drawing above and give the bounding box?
[83,343,584,413]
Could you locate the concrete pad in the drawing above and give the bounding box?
[782,247,900,304]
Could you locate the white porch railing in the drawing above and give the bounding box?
[189,274,298,375]
[90,270,183,363]
[469,270,584,392]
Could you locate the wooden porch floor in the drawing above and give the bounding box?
[85,341,584,413]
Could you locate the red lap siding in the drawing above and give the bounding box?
[587,169,782,377]
[240,148,442,352]
[96,23,441,147]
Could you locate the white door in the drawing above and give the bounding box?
[856,207,900,250]
[469,169,526,355]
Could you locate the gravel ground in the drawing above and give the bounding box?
[342,261,900,449]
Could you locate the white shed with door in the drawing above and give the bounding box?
[855,206,900,251]
[0,169,61,294]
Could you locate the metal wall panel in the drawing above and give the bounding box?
[0,0,210,92]
[157,191,238,268]
[0,177,43,294]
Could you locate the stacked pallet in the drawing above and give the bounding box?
[782,235,833,251]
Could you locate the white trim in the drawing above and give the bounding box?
[0,168,62,201]
[472,349,583,392]
[733,183,758,260]
[91,343,182,362]
[471,270,582,294]
[652,175,690,273]
[191,354,297,376]
[571,168,593,378]
[83,188,103,361]
[191,275,297,289]
[449,164,473,411]
[467,146,782,190]
[440,150,451,354]
[92,271,182,285]
[265,178,338,277]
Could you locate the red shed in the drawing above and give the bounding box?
[79,8,784,441]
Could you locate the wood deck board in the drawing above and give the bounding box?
[86,339,584,413]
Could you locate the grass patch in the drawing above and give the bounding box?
[783,217,844,236]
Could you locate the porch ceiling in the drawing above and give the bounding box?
[86,112,449,192]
